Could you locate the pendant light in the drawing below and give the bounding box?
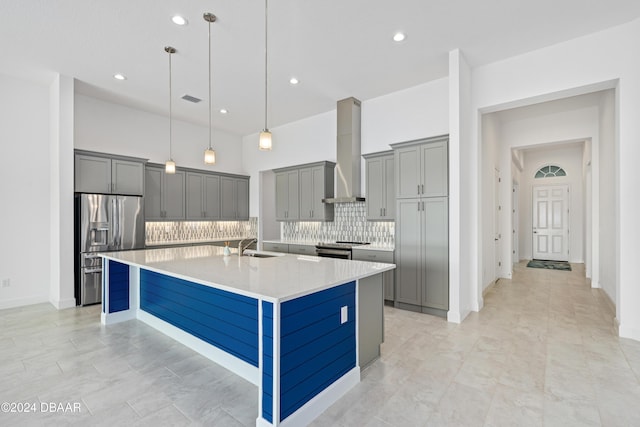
[203,12,217,164]
[165,46,177,174]
[259,0,273,151]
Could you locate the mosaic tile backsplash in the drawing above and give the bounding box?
[282,202,394,247]
[146,218,257,245]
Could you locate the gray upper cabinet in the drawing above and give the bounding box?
[299,162,335,221]
[147,164,247,222]
[275,161,335,222]
[363,151,395,220]
[204,174,221,219]
[275,170,299,220]
[221,176,250,220]
[145,165,185,220]
[75,151,145,195]
[186,172,220,220]
[392,135,448,199]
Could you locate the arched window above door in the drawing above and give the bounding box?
[534,165,566,178]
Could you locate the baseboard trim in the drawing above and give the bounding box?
[600,289,616,316]
[482,280,498,297]
[50,297,77,310]
[0,295,49,310]
[619,323,640,342]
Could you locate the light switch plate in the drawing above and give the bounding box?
[340,306,348,324]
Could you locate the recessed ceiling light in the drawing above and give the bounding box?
[172,15,188,26]
[220,109,228,114]
[393,32,406,42]
[113,73,127,81]
[289,77,299,85]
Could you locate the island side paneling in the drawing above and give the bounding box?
[139,269,260,367]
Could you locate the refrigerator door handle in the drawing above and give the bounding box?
[111,197,119,249]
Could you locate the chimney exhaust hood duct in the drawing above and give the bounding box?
[323,97,365,203]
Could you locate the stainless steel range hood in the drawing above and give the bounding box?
[323,97,365,203]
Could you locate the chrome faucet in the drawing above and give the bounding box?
[238,238,257,256]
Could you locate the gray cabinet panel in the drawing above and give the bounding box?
[186,172,205,220]
[204,174,221,219]
[220,177,236,220]
[299,167,313,220]
[236,177,249,220]
[364,151,394,220]
[384,155,395,219]
[75,153,145,195]
[358,273,384,368]
[275,161,334,222]
[144,167,163,220]
[365,157,384,220]
[163,171,186,220]
[394,200,422,306]
[422,198,449,310]
[352,249,395,302]
[262,242,289,253]
[112,159,144,195]
[288,244,316,255]
[395,147,420,199]
[221,176,249,220]
[75,155,111,193]
[421,141,448,197]
[275,170,299,220]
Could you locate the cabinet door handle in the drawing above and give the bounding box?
[421,184,424,194]
[383,207,386,216]
[417,184,420,195]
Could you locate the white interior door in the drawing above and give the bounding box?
[532,185,569,261]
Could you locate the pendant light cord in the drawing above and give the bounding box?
[168,49,173,160]
[208,19,213,149]
[264,0,268,131]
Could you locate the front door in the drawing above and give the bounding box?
[532,185,569,261]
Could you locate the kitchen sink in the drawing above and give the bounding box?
[242,250,285,258]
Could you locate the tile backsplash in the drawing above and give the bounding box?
[146,218,257,245]
[282,202,394,247]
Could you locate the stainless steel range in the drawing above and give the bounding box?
[315,241,370,259]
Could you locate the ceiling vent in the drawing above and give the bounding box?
[181,94,202,103]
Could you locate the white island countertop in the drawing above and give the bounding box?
[102,245,394,303]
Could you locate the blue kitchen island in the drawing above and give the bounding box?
[100,245,395,427]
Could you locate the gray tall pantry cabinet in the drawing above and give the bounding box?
[392,135,449,318]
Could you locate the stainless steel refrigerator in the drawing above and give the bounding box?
[75,194,144,306]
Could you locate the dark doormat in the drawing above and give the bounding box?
[527,259,572,271]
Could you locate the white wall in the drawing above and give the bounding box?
[242,80,450,217]
[0,73,51,308]
[75,94,245,174]
[480,113,500,290]
[472,18,640,340]
[598,90,617,307]
[49,74,76,309]
[521,144,585,262]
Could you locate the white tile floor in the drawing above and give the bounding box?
[1,261,639,426]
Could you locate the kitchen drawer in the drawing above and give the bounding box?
[288,244,316,256]
[352,249,394,264]
[262,242,289,253]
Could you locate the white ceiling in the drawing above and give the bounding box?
[2,0,640,137]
